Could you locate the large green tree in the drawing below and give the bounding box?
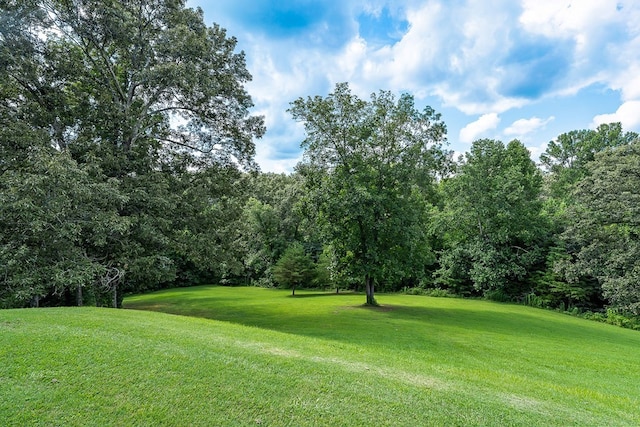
[558,141,640,314]
[0,0,264,306]
[290,83,448,305]
[436,139,547,298]
[0,119,125,307]
[536,123,638,309]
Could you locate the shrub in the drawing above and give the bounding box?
[604,309,640,330]
[564,308,640,331]
[402,286,457,298]
[523,292,546,308]
[484,289,512,303]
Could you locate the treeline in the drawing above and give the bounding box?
[236,113,640,317]
[2,1,640,318]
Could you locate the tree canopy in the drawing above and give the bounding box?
[290,82,449,305]
[436,139,547,297]
[0,0,263,307]
[558,141,640,315]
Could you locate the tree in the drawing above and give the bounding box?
[239,197,283,284]
[0,0,264,305]
[536,124,638,309]
[0,143,125,307]
[235,173,312,286]
[1,0,263,162]
[540,123,638,199]
[436,139,547,297]
[169,164,248,288]
[558,141,640,314]
[272,243,315,296]
[290,83,448,305]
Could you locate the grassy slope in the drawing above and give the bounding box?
[0,287,638,426]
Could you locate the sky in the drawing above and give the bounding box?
[189,0,640,172]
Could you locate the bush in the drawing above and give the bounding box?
[604,309,640,330]
[484,289,512,303]
[252,275,276,288]
[581,311,606,322]
[523,292,546,308]
[564,308,640,331]
[424,288,457,298]
[402,286,457,298]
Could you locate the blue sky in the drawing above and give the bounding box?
[189,0,640,172]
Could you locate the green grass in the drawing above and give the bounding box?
[2,286,639,426]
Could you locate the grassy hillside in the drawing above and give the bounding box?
[2,287,639,426]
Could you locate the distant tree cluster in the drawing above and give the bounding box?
[434,122,639,316]
[287,84,640,315]
[2,1,640,317]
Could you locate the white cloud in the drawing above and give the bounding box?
[525,142,550,163]
[591,100,640,131]
[332,37,367,83]
[519,0,620,52]
[387,2,446,75]
[519,1,640,104]
[322,1,528,115]
[193,0,640,171]
[607,60,640,102]
[255,149,302,174]
[504,116,555,137]
[391,2,519,110]
[459,113,501,143]
[432,85,527,115]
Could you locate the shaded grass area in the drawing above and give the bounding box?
[0,287,638,426]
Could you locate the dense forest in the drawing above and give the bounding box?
[2,1,639,322]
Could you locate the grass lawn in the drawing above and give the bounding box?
[2,286,639,426]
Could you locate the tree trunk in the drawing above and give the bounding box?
[292,286,296,296]
[76,286,83,307]
[365,275,376,305]
[112,285,118,308]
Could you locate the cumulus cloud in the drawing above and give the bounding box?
[607,61,640,102]
[360,1,524,113]
[504,116,555,137]
[525,142,550,163]
[519,0,640,102]
[459,113,501,143]
[519,0,619,42]
[255,145,303,174]
[592,101,640,131]
[191,0,640,171]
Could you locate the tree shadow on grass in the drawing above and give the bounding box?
[223,304,560,351]
[127,289,628,353]
[306,306,627,358]
[286,291,357,298]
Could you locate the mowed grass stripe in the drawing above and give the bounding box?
[0,287,637,426]
[2,308,518,426]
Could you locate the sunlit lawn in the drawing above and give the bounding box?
[1,285,639,426]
